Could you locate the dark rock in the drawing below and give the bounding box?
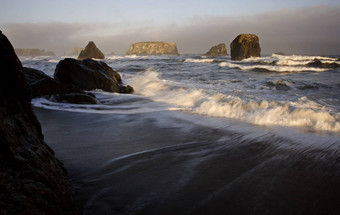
[307,59,323,67]
[307,59,340,68]
[126,42,179,55]
[204,43,227,56]
[54,58,133,93]
[15,48,56,57]
[23,67,98,104]
[78,41,104,60]
[49,92,98,104]
[230,34,261,60]
[0,31,77,214]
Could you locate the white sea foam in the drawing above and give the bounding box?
[241,54,339,67]
[129,69,340,132]
[219,62,329,72]
[184,58,215,63]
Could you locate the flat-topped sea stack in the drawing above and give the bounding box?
[78,41,105,60]
[15,48,55,57]
[126,42,179,55]
[230,34,261,60]
[204,43,227,56]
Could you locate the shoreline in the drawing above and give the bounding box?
[34,107,340,215]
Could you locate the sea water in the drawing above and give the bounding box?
[22,54,340,214]
[23,54,340,134]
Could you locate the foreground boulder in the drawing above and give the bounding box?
[204,43,227,56]
[230,34,261,60]
[78,41,104,60]
[0,31,77,214]
[126,42,179,55]
[55,58,134,93]
[23,67,98,104]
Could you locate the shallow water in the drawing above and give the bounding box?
[26,54,340,214]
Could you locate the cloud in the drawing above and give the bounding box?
[2,5,340,55]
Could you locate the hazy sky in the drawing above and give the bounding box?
[1,0,340,55]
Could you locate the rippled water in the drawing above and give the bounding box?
[24,54,340,214]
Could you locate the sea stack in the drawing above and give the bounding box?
[0,31,77,214]
[204,43,227,56]
[78,41,105,60]
[15,48,55,57]
[126,42,179,55]
[55,58,134,93]
[230,34,261,60]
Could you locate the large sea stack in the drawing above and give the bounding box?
[0,31,77,214]
[126,42,179,55]
[230,34,261,60]
[55,58,134,93]
[204,43,227,56]
[78,41,105,60]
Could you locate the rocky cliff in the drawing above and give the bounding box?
[230,34,261,60]
[15,48,55,57]
[0,31,77,214]
[78,41,104,60]
[204,43,227,56]
[126,42,179,55]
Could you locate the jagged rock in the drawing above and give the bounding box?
[23,67,98,104]
[204,43,227,56]
[0,31,77,214]
[126,42,179,55]
[15,48,55,57]
[54,58,134,93]
[230,34,261,60]
[78,41,104,60]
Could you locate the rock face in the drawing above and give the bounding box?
[126,42,179,55]
[230,34,261,60]
[23,67,98,104]
[204,43,227,56]
[55,58,134,93]
[15,48,55,57]
[0,31,77,214]
[78,41,104,60]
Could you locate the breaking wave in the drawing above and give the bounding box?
[219,62,329,72]
[129,69,340,132]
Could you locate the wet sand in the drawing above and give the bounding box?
[34,107,340,215]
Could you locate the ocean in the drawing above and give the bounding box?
[22,54,340,214]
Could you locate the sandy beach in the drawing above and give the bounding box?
[34,107,340,215]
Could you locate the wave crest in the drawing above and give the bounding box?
[129,70,340,132]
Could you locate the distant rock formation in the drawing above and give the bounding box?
[230,34,261,60]
[126,42,179,55]
[70,47,84,56]
[0,31,77,214]
[15,48,55,57]
[307,59,340,69]
[55,58,134,93]
[23,67,98,104]
[78,41,105,60]
[204,43,227,56]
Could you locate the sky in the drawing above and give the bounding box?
[1,0,340,55]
